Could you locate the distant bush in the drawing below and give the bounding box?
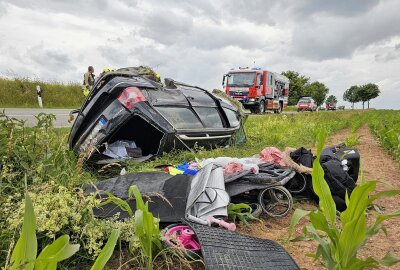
[0,77,84,108]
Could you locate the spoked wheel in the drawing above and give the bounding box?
[162,224,202,259]
[284,173,307,194]
[258,186,293,217]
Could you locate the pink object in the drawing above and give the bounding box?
[207,216,236,231]
[164,225,201,251]
[259,147,286,166]
[223,162,244,174]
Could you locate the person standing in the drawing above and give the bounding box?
[82,66,95,96]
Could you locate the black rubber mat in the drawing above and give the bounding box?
[186,221,299,270]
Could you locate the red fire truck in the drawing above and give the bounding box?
[222,67,289,114]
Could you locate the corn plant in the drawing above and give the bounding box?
[99,185,162,270]
[130,185,162,270]
[90,229,120,270]
[289,129,400,269]
[227,203,260,228]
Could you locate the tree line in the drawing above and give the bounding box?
[281,70,380,109]
[343,83,380,109]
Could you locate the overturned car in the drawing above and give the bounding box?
[69,67,247,163]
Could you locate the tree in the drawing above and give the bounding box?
[282,70,310,105]
[304,81,329,106]
[343,86,361,109]
[326,95,338,104]
[356,83,380,109]
[362,83,380,109]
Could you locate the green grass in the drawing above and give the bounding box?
[126,111,365,172]
[0,77,84,108]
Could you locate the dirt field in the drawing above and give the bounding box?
[237,125,400,269]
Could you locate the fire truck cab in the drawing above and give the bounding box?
[222,67,289,114]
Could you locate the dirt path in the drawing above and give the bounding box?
[238,125,400,269]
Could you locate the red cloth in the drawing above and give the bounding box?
[259,147,286,166]
[224,162,244,174]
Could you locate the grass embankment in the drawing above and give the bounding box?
[0,77,84,108]
[0,110,399,269]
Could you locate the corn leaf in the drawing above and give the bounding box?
[311,129,336,226]
[366,210,400,238]
[369,189,400,202]
[132,185,146,211]
[35,235,80,270]
[10,193,37,270]
[99,192,133,217]
[338,182,376,266]
[288,208,310,238]
[90,229,120,270]
[379,252,400,266]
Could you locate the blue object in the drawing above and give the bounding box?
[176,161,189,171]
[99,117,107,126]
[184,169,198,175]
[176,161,198,175]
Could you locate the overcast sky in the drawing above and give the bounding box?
[0,0,399,109]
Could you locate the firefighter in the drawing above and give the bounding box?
[82,66,95,96]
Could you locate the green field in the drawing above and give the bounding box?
[0,77,84,108]
[0,110,399,269]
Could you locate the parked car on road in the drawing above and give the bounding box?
[326,102,337,110]
[69,67,247,164]
[296,97,318,112]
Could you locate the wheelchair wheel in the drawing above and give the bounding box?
[258,186,292,218]
[284,173,307,194]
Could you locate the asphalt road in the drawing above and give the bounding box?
[1,107,299,127]
[1,108,75,127]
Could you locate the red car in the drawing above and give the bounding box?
[326,102,337,110]
[296,97,318,112]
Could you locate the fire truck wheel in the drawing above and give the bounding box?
[274,102,282,114]
[258,100,265,114]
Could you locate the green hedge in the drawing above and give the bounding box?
[0,77,85,108]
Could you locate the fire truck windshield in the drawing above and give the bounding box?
[227,72,255,87]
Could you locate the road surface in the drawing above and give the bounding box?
[1,108,74,127]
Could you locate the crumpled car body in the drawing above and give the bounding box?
[68,67,247,163]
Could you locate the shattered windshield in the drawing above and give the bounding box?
[227,72,255,87]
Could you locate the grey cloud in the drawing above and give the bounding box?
[290,0,400,60]
[221,0,278,25]
[98,46,131,66]
[291,0,380,18]
[375,43,400,62]
[139,8,193,45]
[28,44,74,70]
[187,24,266,50]
[2,0,139,23]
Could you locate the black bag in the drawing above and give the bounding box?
[289,147,318,200]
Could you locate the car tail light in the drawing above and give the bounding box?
[117,87,146,109]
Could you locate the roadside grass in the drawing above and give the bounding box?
[126,111,366,172]
[1,109,399,269]
[0,77,84,108]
